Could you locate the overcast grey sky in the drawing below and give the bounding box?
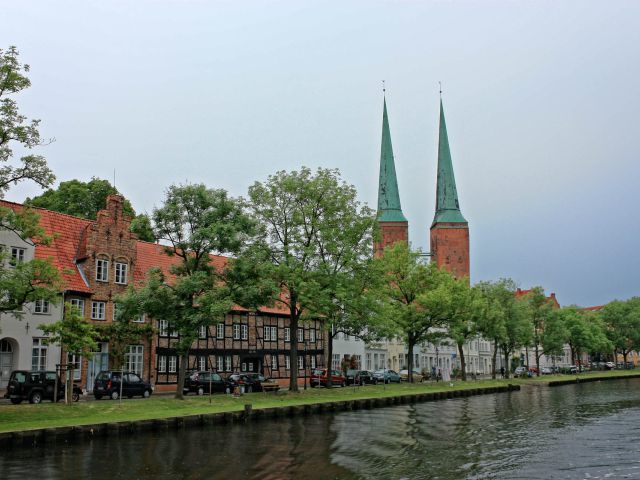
[3,1,639,306]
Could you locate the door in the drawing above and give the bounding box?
[87,343,109,392]
[0,339,15,389]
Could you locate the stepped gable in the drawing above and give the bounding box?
[0,200,92,293]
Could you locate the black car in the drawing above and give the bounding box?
[93,371,153,400]
[227,373,266,393]
[183,371,233,395]
[3,370,82,404]
[346,369,377,386]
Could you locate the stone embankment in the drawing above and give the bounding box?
[548,372,640,387]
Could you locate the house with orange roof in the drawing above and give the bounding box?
[0,196,326,393]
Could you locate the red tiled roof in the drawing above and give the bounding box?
[515,287,561,308]
[581,305,604,311]
[0,200,92,293]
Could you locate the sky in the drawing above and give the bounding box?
[3,1,639,307]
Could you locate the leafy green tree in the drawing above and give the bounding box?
[0,46,60,321]
[555,306,612,366]
[120,184,254,399]
[0,46,55,197]
[601,298,640,366]
[542,309,568,366]
[39,303,99,404]
[373,242,456,383]
[233,167,377,391]
[25,177,155,242]
[448,282,486,381]
[522,287,554,376]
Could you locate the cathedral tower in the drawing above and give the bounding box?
[430,99,469,279]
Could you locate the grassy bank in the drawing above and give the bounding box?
[1,380,507,433]
[2,369,638,433]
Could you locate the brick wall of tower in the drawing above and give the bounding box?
[375,221,408,256]
[430,223,469,280]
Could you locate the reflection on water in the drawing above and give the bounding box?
[2,380,640,479]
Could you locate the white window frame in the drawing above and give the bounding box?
[91,301,106,320]
[241,324,248,340]
[298,328,303,342]
[216,323,224,338]
[170,324,178,338]
[11,247,25,265]
[285,355,290,370]
[198,356,206,371]
[216,356,224,372]
[271,355,278,370]
[263,326,271,341]
[158,355,167,373]
[168,356,177,373]
[284,328,290,342]
[112,302,120,321]
[233,324,240,340]
[225,355,232,372]
[125,345,144,375]
[298,356,304,370]
[67,353,82,380]
[310,329,316,343]
[114,261,128,285]
[70,299,85,315]
[32,338,47,371]
[133,313,145,323]
[96,259,109,282]
[159,319,168,336]
[271,326,277,341]
[199,325,207,339]
[310,356,316,369]
[34,299,50,314]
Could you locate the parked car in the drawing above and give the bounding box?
[346,370,377,385]
[310,369,346,387]
[183,371,233,395]
[372,369,401,384]
[513,366,527,377]
[399,369,424,382]
[93,371,153,400]
[528,367,539,375]
[3,370,82,404]
[226,373,267,393]
[605,361,616,370]
[540,367,552,375]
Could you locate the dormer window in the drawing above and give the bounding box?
[115,262,128,284]
[96,259,109,282]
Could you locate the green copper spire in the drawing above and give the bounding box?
[377,98,407,222]
[433,99,467,225]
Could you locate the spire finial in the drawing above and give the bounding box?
[382,79,386,95]
[439,81,442,98]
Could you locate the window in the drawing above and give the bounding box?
[91,301,106,320]
[298,328,303,342]
[112,302,120,321]
[170,324,178,337]
[32,338,47,371]
[216,356,224,372]
[11,247,25,264]
[366,353,371,370]
[332,354,340,370]
[241,324,248,340]
[271,355,277,370]
[134,313,145,323]
[310,356,316,369]
[199,325,207,339]
[70,299,85,315]
[225,355,232,372]
[158,355,167,373]
[159,319,168,336]
[233,324,240,340]
[298,356,304,370]
[310,329,316,343]
[284,328,290,342]
[271,326,277,341]
[67,353,81,380]
[34,299,50,314]
[198,356,206,371]
[285,355,290,370]
[114,262,128,284]
[168,356,177,373]
[263,326,271,341]
[216,323,225,338]
[125,345,143,375]
[96,259,109,282]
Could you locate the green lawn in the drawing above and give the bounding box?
[0,380,505,433]
[2,369,638,433]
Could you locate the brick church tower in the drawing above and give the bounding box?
[374,96,408,256]
[430,99,469,279]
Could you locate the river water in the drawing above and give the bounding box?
[2,379,640,479]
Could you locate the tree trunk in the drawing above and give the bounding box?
[176,351,188,400]
[491,340,498,380]
[458,342,466,381]
[534,343,540,376]
[289,306,299,392]
[503,348,511,379]
[570,346,575,366]
[407,339,414,383]
[66,366,74,405]
[326,329,334,388]
[623,350,628,367]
